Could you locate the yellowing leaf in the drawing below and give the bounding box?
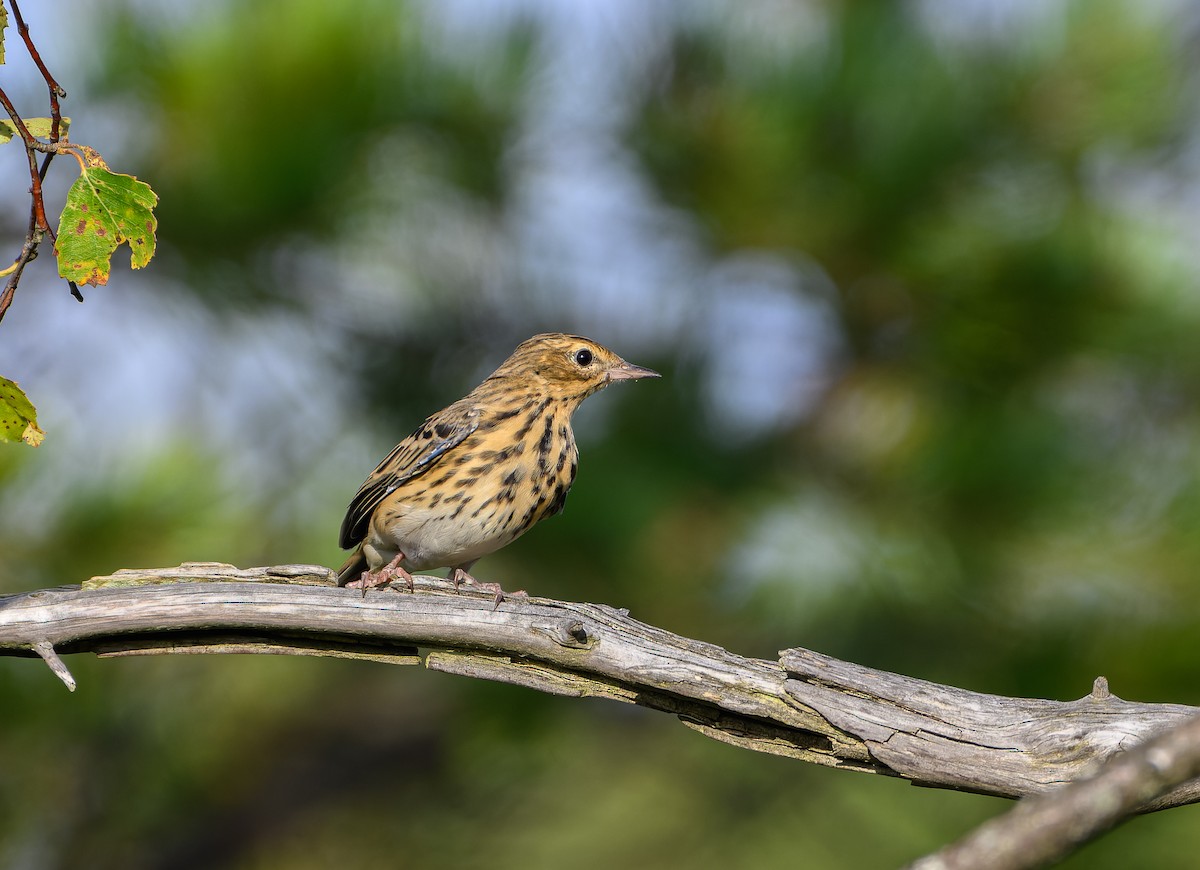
[0,376,45,447]
[55,145,158,287]
[0,5,7,66]
[0,116,70,144]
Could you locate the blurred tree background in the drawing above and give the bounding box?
[2,0,1200,866]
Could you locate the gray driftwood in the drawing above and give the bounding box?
[2,562,1198,817]
[907,711,1200,870]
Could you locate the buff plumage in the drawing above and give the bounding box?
[337,333,659,597]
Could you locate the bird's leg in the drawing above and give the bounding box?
[346,553,414,595]
[448,566,474,592]
[449,566,525,611]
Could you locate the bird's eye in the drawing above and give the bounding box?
[573,348,593,367]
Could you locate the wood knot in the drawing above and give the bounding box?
[532,618,595,649]
[565,620,590,644]
[1090,676,1111,700]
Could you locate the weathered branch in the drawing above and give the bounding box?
[908,711,1200,870]
[1,562,1198,815]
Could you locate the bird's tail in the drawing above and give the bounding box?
[336,548,367,586]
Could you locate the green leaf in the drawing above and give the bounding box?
[0,4,7,66]
[55,145,159,286]
[0,116,71,144]
[0,376,45,447]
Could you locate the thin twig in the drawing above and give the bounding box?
[10,0,68,104]
[0,228,44,322]
[0,86,53,235]
[12,0,64,230]
[0,83,50,314]
[31,639,76,692]
[0,2,70,323]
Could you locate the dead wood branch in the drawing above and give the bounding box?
[0,562,1197,815]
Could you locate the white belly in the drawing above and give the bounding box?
[369,505,515,572]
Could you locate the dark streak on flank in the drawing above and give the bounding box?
[536,415,555,474]
[518,502,539,529]
[547,482,569,516]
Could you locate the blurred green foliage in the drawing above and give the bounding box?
[3,0,1200,866]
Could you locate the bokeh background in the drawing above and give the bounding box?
[3,0,1200,866]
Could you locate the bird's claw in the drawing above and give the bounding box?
[449,567,524,610]
[490,587,528,611]
[346,555,414,597]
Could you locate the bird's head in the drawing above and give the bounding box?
[489,333,660,404]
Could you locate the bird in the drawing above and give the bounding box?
[336,333,660,601]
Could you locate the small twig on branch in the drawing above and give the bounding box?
[907,711,1200,870]
[31,639,75,691]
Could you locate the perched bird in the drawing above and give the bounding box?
[337,333,659,598]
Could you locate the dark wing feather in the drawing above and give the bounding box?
[338,404,480,549]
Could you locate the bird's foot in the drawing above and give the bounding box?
[448,567,526,611]
[346,554,414,597]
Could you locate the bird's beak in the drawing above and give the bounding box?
[607,360,661,382]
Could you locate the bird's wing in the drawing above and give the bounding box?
[339,403,481,549]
